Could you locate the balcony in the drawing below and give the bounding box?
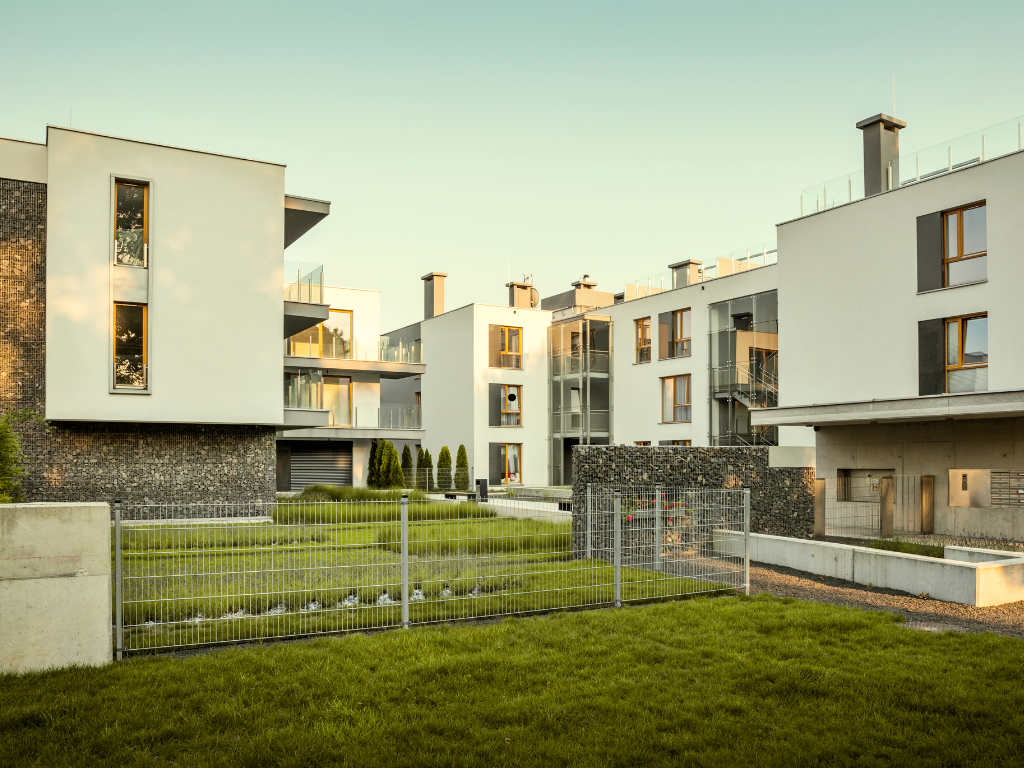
[550,409,610,436]
[799,114,1024,217]
[283,261,329,338]
[623,242,777,301]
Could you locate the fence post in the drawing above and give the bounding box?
[613,490,622,608]
[114,499,123,661]
[400,494,410,628]
[654,483,662,572]
[813,478,826,539]
[879,476,894,538]
[743,489,751,597]
[585,483,593,560]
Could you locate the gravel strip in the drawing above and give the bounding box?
[750,563,1024,640]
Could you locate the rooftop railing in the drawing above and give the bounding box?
[800,115,1024,216]
[623,241,777,301]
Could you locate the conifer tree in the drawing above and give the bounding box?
[454,444,470,491]
[384,441,406,489]
[420,448,435,492]
[436,445,452,491]
[367,440,380,488]
[401,443,413,487]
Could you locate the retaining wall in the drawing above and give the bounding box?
[0,503,111,673]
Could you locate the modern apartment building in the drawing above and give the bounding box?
[753,112,1024,539]
[0,126,329,503]
[275,279,425,489]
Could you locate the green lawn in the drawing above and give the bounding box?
[3,596,1023,767]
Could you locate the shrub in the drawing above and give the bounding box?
[366,440,381,488]
[382,441,406,489]
[0,410,38,503]
[418,448,435,492]
[296,484,430,502]
[401,444,413,487]
[437,446,452,491]
[455,444,470,491]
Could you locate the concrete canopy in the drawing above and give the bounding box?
[284,195,331,248]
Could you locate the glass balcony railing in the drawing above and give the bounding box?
[623,241,777,301]
[284,260,324,303]
[800,115,1024,217]
[378,337,422,364]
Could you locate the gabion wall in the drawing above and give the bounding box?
[1,176,276,505]
[571,445,815,549]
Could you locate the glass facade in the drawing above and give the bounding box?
[548,317,612,485]
[708,290,779,446]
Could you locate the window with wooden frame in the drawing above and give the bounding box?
[668,440,691,446]
[635,317,651,363]
[945,314,988,393]
[499,443,522,484]
[671,309,691,358]
[661,375,691,423]
[499,326,522,369]
[114,181,149,267]
[635,441,651,446]
[286,310,353,358]
[500,384,521,426]
[944,203,986,287]
[113,302,147,388]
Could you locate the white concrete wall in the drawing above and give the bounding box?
[1,503,111,673]
[45,127,286,425]
[420,305,476,475]
[778,150,1024,406]
[605,266,812,447]
[0,136,47,184]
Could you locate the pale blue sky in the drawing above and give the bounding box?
[4,1,1022,330]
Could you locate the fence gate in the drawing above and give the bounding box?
[821,475,932,540]
[113,488,748,657]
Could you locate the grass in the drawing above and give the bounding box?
[867,538,946,559]
[296,484,432,502]
[3,597,1024,767]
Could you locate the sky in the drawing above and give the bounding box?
[4,1,1023,331]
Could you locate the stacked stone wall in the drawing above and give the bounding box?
[2,176,275,505]
[571,445,815,546]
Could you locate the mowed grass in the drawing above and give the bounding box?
[3,596,1024,767]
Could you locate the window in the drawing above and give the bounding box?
[501,385,521,426]
[668,440,691,446]
[286,309,353,358]
[661,375,691,422]
[944,203,986,287]
[635,317,651,363]
[114,182,148,267]
[322,375,352,426]
[671,309,691,358]
[945,314,988,393]
[635,441,651,446]
[113,303,147,388]
[500,326,521,369]
[499,443,521,484]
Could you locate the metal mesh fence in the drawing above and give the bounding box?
[114,487,748,656]
[823,476,926,540]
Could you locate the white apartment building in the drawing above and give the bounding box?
[0,126,330,503]
[753,111,1024,540]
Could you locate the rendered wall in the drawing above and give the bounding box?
[816,418,1024,541]
[45,127,285,425]
[420,305,476,475]
[0,503,111,673]
[777,150,1024,407]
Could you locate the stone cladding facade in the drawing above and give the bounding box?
[571,445,815,556]
[1,176,276,505]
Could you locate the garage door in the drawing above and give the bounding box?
[289,442,353,491]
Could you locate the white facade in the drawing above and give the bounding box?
[37,127,287,425]
[418,303,551,486]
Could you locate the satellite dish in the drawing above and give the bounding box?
[529,287,540,308]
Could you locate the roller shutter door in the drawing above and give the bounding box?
[290,443,353,490]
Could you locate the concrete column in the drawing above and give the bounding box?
[879,476,895,538]
[813,478,826,540]
[921,475,935,535]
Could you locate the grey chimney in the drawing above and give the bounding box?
[422,272,447,319]
[857,113,907,196]
[507,280,539,309]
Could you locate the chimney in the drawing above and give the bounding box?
[668,259,702,288]
[507,280,539,309]
[422,272,447,319]
[857,113,907,196]
[571,274,598,290]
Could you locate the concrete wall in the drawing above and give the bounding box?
[778,150,1024,406]
[45,127,285,425]
[816,418,1024,540]
[1,503,111,673]
[0,137,47,184]
[420,305,476,475]
[604,266,817,447]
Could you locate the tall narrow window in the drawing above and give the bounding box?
[114,182,148,267]
[671,309,691,357]
[500,326,522,369]
[945,314,988,393]
[322,375,352,426]
[113,303,146,388]
[661,375,691,422]
[944,203,986,287]
[501,384,521,426]
[635,317,651,363]
[499,443,522,484]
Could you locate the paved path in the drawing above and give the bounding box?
[750,562,1024,639]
